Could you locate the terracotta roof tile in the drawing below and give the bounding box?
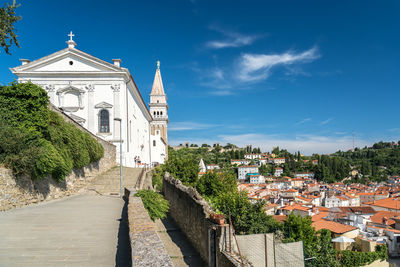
[370,211,400,226]
[312,220,358,234]
[273,215,287,222]
[311,212,329,222]
[366,197,400,210]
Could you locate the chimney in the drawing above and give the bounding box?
[112,59,121,67]
[20,59,30,65]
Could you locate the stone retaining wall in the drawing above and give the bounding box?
[0,106,116,211]
[124,188,173,267]
[162,172,248,266]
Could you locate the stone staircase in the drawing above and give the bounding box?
[87,166,142,195]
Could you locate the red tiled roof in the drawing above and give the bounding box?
[312,220,357,234]
[370,211,400,226]
[273,215,287,222]
[366,197,400,210]
[311,212,329,222]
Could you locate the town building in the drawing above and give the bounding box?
[244,153,262,160]
[271,158,286,165]
[238,165,259,180]
[231,159,250,166]
[206,164,220,171]
[274,167,283,177]
[293,172,315,179]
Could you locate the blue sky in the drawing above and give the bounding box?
[1,0,399,154]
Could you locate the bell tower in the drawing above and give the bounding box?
[149,60,168,156]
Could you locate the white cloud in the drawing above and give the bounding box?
[294,118,311,126]
[210,89,235,96]
[169,121,219,131]
[205,27,261,49]
[320,118,333,125]
[170,133,369,155]
[237,47,320,82]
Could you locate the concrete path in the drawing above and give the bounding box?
[0,166,141,267]
[156,215,205,267]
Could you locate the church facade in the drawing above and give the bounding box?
[10,33,168,167]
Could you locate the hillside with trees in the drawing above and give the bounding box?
[153,146,388,266]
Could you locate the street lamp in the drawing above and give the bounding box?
[114,118,123,198]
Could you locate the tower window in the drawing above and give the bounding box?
[157,111,159,115]
[160,111,163,115]
[153,111,156,116]
[157,100,159,103]
[99,109,110,133]
[153,140,156,146]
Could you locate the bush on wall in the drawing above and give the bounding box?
[0,82,104,181]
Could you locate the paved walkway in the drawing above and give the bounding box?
[156,215,205,267]
[0,167,141,267]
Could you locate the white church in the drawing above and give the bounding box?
[10,32,168,167]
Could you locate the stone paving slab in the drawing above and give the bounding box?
[155,215,205,267]
[0,194,126,267]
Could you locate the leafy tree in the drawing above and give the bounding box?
[196,171,237,198]
[163,151,199,185]
[283,214,338,267]
[0,0,21,54]
[272,146,280,155]
[211,191,280,234]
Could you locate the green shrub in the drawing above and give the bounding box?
[33,139,69,181]
[338,244,388,267]
[0,82,49,136]
[135,190,169,221]
[84,132,104,162]
[151,166,164,191]
[0,82,104,181]
[47,111,103,170]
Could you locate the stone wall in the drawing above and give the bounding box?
[162,173,249,267]
[124,188,173,267]
[0,106,116,211]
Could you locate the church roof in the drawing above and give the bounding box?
[10,33,153,121]
[150,61,165,96]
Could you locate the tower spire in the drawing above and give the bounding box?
[150,60,166,96]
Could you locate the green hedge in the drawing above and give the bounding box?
[0,82,104,180]
[338,244,388,267]
[135,190,169,221]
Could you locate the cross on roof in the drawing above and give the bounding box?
[68,31,74,41]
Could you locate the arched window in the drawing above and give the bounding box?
[99,109,110,133]
[153,111,156,116]
[160,111,163,116]
[153,140,156,146]
[157,111,159,115]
